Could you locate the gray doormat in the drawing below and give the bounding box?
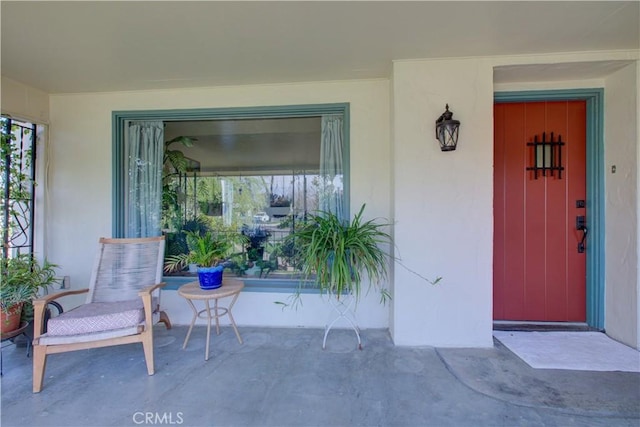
[494,331,640,372]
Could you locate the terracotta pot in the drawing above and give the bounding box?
[1,303,23,334]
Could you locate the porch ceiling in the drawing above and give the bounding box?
[1,1,638,94]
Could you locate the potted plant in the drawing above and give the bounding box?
[270,194,291,207]
[291,203,392,304]
[0,254,59,334]
[266,193,292,218]
[241,224,271,262]
[197,178,223,217]
[164,231,245,289]
[286,204,392,348]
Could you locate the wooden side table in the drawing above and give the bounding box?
[178,278,244,360]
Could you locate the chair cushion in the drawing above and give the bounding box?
[46,299,147,336]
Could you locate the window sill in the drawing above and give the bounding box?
[163,275,318,294]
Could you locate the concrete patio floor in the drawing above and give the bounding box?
[1,325,639,427]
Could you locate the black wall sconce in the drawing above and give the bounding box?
[435,104,460,151]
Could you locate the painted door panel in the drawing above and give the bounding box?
[494,101,586,322]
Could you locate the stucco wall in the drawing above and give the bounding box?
[604,62,639,348]
[1,76,50,124]
[46,79,392,329]
[8,50,640,348]
[391,58,495,347]
[388,52,639,348]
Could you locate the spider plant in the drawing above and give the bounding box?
[291,204,392,303]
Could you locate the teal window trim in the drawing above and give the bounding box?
[494,89,605,330]
[112,103,351,294]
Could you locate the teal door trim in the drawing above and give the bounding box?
[494,89,605,329]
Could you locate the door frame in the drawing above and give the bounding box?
[494,89,604,329]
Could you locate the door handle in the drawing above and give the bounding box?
[577,224,588,253]
[576,216,587,253]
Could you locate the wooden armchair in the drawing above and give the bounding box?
[32,237,171,393]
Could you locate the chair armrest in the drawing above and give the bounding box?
[138,282,166,297]
[33,288,89,308]
[138,283,166,327]
[32,288,89,340]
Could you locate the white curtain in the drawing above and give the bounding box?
[319,114,345,222]
[126,121,164,237]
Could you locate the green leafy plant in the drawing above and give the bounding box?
[162,135,197,231]
[1,128,30,201]
[1,119,35,252]
[275,233,303,268]
[0,254,60,320]
[197,177,223,216]
[165,216,211,258]
[290,204,392,304]
[164,231,247,273]
[163,136,196,177]
[227,253,251,276]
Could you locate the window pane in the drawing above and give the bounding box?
[114,104,349,290]
[161,116,342,285]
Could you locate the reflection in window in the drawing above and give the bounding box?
[152,114,345,283]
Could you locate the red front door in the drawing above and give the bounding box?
[493,101,587,322]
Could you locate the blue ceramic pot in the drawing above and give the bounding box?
[198,266,224,290]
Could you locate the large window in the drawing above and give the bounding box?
[113,104,349,290]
